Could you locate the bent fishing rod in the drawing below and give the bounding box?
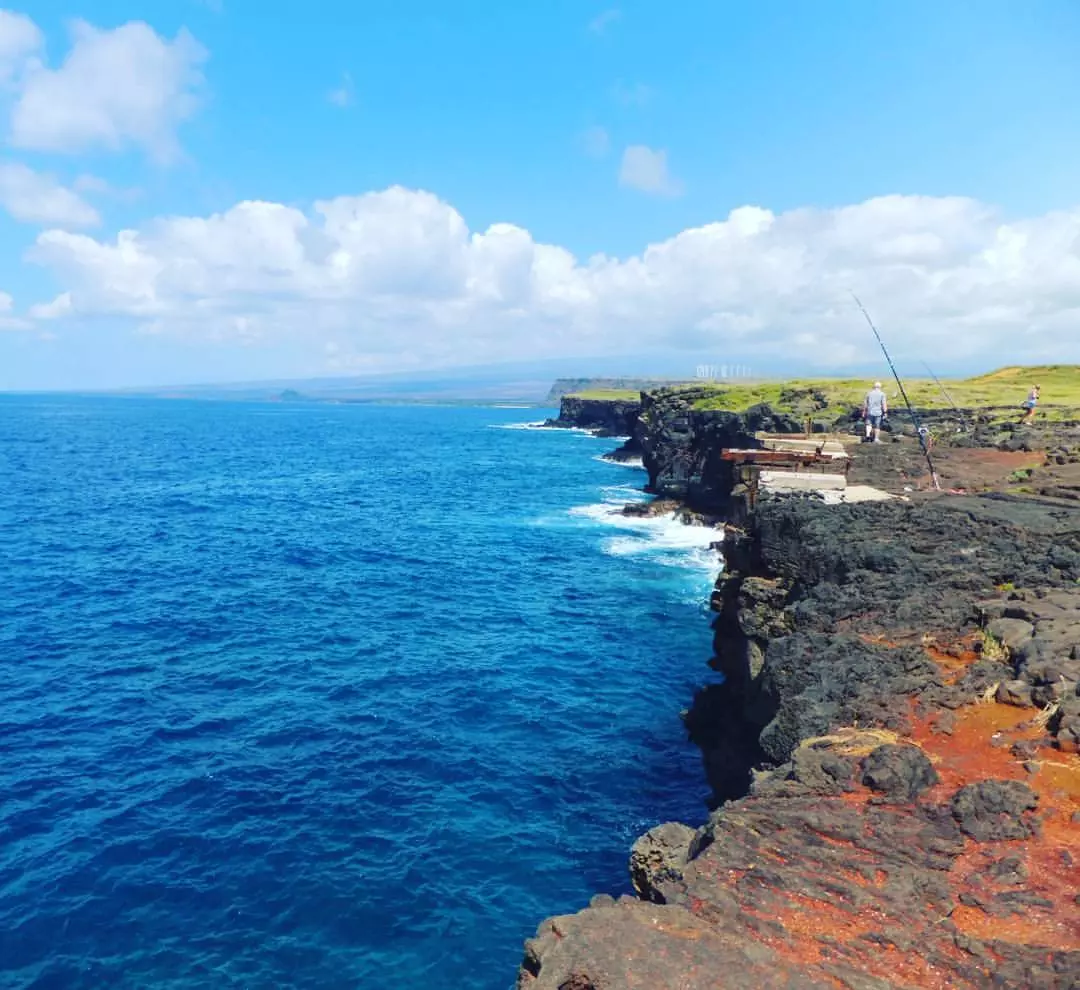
[850,293,941,491]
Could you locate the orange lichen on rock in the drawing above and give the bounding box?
[901,698,1080,952]
[766,890,888,942]
[911,701,1044,794]
[744,886,987,990]
[740,705,1080,976]
[1033,759,1080,806]
[923,635,984,683]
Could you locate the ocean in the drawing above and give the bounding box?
[0,397,719,990]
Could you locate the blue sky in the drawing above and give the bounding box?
[3,0,1080,389]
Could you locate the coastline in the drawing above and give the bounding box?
[517,393,1080,989]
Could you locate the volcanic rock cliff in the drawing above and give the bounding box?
[635,387,802,513]
[519,395,1080,990]
[545,395,643,438]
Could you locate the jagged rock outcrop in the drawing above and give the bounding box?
[636,389,801,512]
[628,822,696,903]
[545,395,642,437]
[689,494,1080,800]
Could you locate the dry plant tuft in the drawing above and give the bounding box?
[802,727,900,757]
[979,682,1001,704]
[1031,701,1060,730]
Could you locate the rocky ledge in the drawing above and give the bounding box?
[635,387,803,512]
[518,410,1080,989]
[544,395,642,438]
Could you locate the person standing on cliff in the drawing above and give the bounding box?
[863,382,888,442]
[1020,384,1040,424]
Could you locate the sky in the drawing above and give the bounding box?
[1,0,1080,390]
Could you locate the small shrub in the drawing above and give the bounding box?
[979,629,1009,661]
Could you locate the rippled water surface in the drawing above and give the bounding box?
[0,398,718,989]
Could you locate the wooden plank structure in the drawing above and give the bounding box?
[722,435,852,507]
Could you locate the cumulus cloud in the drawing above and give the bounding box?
[9,17,207,160]
[0,162,100,226]
[22,187,1080,369]
[619,145,682,196]
[0,8,41,83]
[28,291,73,320]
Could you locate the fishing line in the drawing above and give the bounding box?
[851,293,941,491]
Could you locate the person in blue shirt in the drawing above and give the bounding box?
[863,382,888,442]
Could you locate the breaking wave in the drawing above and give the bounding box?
[567,484,723,578]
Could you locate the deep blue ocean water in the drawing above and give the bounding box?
[0,397,719,990]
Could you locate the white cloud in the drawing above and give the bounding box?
[589,9,621,34]
[9,18,207,160]
[327,70,354,108]
[23,188,1080,369]
[0,162,100,226]
[28,291,73,319]
[73,173,143,203]
[0,288,32,330]
[0,9,41,83]
[619,145,682,196]
[582,125,610,158]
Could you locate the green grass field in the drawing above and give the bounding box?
[569,365,1080,421]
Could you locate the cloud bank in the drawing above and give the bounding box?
[24,188,1080,371]
[7,15,206,160]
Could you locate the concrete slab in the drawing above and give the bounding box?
[760,470,847,492]
[821,485,900,504]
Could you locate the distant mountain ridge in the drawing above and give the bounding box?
[545,378,697,401]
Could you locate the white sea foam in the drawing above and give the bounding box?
[568,485,723,577]
[492,422,607,436]
[593,454,644,470]
[492,421,552,431]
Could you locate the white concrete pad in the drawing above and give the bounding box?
[760,470,848,492]
[821,485,899,504]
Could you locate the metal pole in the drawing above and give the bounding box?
[851,293,941,491]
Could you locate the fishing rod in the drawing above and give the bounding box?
[850,293,941,491]
[921,361,969,431]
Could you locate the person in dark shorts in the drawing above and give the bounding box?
[862,381,888,442]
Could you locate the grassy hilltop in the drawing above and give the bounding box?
[570,365,1080,422]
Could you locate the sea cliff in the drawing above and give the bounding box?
[544,395,642,438]
[518,393,1080,989]
[636,387,801,512]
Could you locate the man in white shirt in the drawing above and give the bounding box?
[863,382,888,443]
